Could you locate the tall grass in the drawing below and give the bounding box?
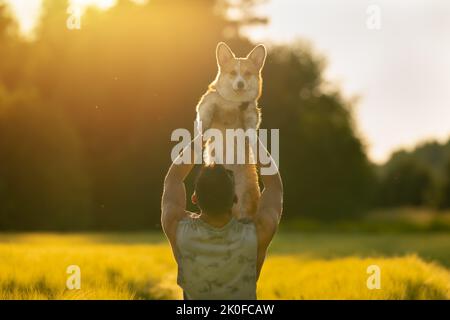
[0,233,449,299]
[260,255,449,299]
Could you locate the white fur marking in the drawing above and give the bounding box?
[233,60,246,90]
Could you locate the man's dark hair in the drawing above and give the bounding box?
[194,164,235,215]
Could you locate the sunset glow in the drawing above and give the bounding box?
[4,0,450,163]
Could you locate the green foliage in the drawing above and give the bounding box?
[378,158,435,207]
[279,207,450,233]
[383,140,450,178]
[378,139,450,210]
[260,43,376,218]
[0,87,93,229]
[440,160,450,209]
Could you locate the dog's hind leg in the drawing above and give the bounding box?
[228,164,260,219]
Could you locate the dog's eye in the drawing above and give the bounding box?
[230,71,237,77]
[244,71,251,77]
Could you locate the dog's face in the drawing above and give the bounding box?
[214,42,266,102]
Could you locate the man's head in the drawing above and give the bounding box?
[192,164,236,215]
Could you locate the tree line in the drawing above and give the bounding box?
[0,0,448,230]
[377,139,450,210]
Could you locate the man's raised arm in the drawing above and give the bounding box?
[161,135,201,243]
[254,138,283,277]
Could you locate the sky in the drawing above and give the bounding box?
[5,0,450,164]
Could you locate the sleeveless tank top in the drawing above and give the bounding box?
[176,216,258,300]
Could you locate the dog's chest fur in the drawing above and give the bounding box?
[213,102,241,128]
[210,94,258,130]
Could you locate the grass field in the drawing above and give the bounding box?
[0,231,449,299]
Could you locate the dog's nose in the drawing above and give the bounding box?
[237,81,244,89]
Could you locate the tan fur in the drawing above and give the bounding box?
[195,43,267,219]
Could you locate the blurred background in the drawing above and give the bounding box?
[0,0,449,231]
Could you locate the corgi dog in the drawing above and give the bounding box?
[196,42,267,219]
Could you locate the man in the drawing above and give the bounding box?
[161,137,282,299]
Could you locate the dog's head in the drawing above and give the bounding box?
[213,42,266,102]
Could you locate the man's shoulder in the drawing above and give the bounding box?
[163,211,198,244]
[179,212,200,221]
[237,217,254,224]
[236,217,256,230]
[234,218,257,236]
[176,212,201,229]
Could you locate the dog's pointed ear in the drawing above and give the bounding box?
[216,42,235,68]
[247,44,267,71]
